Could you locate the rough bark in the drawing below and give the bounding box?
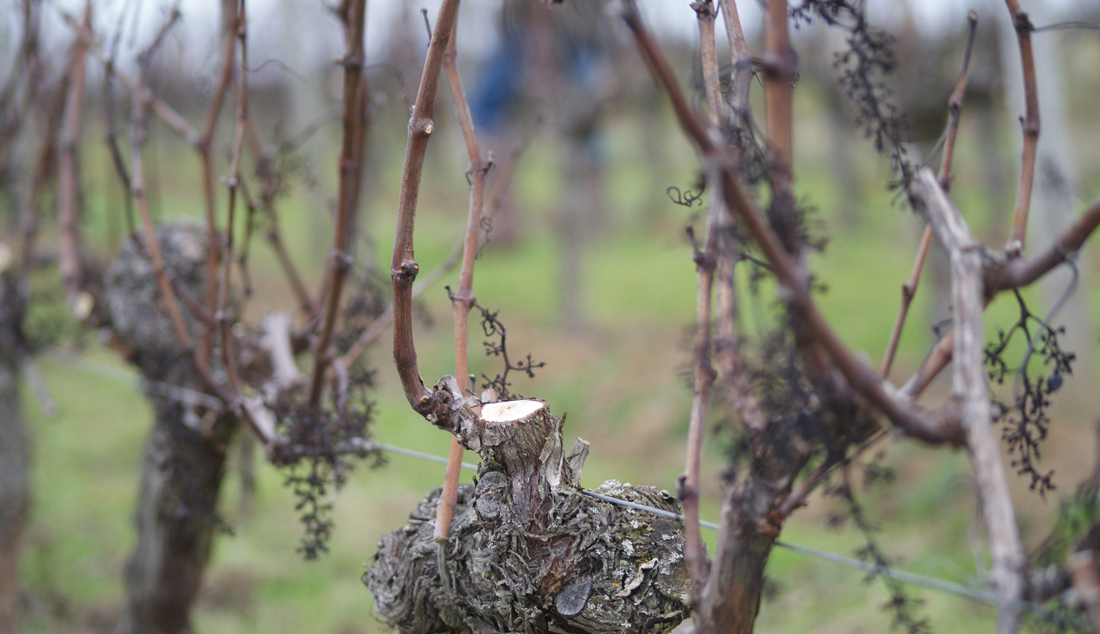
[105,223,237,634]
[0,275,29,634]
[695,472,793,634]
[366,398,690,633]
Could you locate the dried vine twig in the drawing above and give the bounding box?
[435,14,491,542]
[1004,0,1039,256]
[197,0,240,368]
[57,0,91,316]
[217,0,249,395]
[880,11,978,378]
[308,0,369,406]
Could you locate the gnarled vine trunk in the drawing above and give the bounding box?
[105,223,237,634]
[366,397,691,633]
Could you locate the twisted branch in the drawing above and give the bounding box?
[622,0,962,444]
[391,0,460,415]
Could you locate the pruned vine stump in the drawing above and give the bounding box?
[366,396,691,633]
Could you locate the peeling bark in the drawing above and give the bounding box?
[105,223,237,634]
[366,399,691,633]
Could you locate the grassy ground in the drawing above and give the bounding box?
[13,72,1100,633]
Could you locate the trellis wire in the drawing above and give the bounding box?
[376,442,478,471]
[39,347,1023,610]
[44,346,224,409]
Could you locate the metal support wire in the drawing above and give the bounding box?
[44,346,224,410]
[377,442,479,471]
[40,346,1011,609]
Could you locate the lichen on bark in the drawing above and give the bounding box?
[105,222,238,634]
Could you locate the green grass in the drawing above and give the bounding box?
[12,81,1100,634]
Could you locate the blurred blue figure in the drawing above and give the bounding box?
[470,34,525,134]
[468,0,612,329]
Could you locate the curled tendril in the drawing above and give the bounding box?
[465,155,495,187]
[476,213,494,259]
[667,181,706,207]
